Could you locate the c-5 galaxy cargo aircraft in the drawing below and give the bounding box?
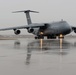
[0,10,76,39]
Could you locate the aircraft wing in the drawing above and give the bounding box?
[0,24,45,31]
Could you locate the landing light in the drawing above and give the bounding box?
[40,32,43,35]
[60,34,63,38]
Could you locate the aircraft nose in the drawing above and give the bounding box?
[64,27,72,34]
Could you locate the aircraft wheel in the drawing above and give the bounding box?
[47,36,56,39]
[35,36,38,39]
[38,36,44,39]
[47,36,50,39]
[35,36,44,39]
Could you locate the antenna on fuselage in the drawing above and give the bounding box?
[12,10,39,25]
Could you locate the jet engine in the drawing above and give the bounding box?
[28,28,34,33]
[74,29,76,33]
[14,30,21,35]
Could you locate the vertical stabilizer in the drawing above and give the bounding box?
[25,11,32,24]
[13,10,39,25]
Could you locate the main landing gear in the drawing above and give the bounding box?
[35,34,64,39]
[47,35,56,39]
[35,36,44,39]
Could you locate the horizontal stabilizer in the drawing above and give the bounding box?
[12,10,39,25]
[12,10,39,13]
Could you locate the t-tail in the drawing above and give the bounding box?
[13,10,39,25]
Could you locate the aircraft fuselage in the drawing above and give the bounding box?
[0,10,75,39]
[33,21,72,37]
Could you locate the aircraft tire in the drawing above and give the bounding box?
[47,36,56,39]
[35,36,44,39]
[38,36,44,39]
[35,36,38,39]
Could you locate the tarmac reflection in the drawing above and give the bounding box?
[14,40,20,49]
[27,39,71,50]
[14,39,76,65]
[26,39,72,65]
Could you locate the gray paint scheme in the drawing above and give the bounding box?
[0,10,76,39]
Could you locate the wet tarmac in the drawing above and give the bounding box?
[0,37,76,75]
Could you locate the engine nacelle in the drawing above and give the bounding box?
[14,30,21,35]
[74,29,76,33]
[28,28,34,33]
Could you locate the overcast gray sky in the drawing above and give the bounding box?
[0,0,76,35]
